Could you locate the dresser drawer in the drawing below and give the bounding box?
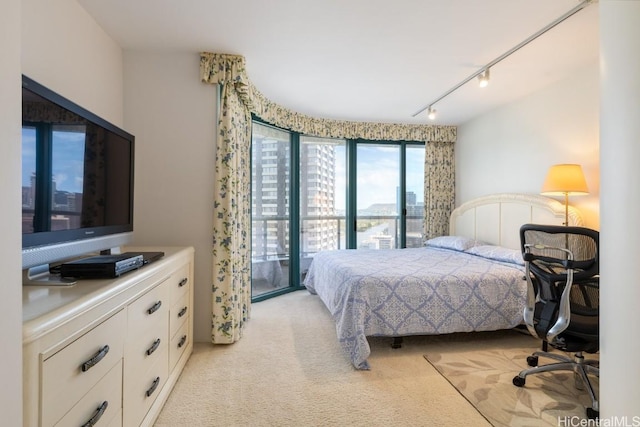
[123,345,169,427]
[54,359,122,427]
[42,309,125,427]
[168,264,190,305]
[169,321,189,371]
[169,291,189,339]
[127,280,168,339]
[124,309,168,375]
[105,409,123,427]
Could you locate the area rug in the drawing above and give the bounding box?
[424,329,599,427]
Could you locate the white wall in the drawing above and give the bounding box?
[123,52,216,342]
[456,63,600,229]
[599,0,640,418]
[17,1,124,422]
[0,0,23,424]
[20,1,216,345]
[22,0,124,126]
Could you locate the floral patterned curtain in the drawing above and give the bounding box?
[200,53,252,344]
[423,141,455,239]
[200,52,457,343]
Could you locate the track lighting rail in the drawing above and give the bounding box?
[412,0,596,119]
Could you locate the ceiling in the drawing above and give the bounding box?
[78,0,599,126]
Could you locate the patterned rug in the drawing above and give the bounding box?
[423,329,599,427]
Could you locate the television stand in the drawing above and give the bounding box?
[23,264,77,286]
[22,246,194,427]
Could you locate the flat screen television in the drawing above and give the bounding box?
[22,75,135,285]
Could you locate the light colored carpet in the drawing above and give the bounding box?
[154,290,598,427]
[424,330,599,427]
[154,290,490,426]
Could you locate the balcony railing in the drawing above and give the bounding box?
[251,214,424,297]
[252,214,423,258]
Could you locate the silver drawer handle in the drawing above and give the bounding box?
[178,306,188,318]
[81,345,109,372]
[178,277,188,287]
[81,400,108,427]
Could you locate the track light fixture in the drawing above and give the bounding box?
[478,68,490,88]
[411,0,595,120]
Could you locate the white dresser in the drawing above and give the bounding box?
[22,246,194,427]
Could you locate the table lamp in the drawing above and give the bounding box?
[541,164,589,225]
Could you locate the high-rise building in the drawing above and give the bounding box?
[251,132,340,261]
[300,140,339,255]
[251,134,290,261]
[406,191,416,206]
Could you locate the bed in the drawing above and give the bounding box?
[303,193,582,369]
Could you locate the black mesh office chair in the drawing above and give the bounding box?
[512,224,599,419]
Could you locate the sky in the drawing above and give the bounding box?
[22,127,86,194]
[334,144,424,211]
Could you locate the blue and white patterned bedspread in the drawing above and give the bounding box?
[304,247,527,369]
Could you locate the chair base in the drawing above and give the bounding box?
[512,350,599,419]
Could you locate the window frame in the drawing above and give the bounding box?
[250,117,425,302]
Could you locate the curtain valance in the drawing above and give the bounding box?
[200,53,252,107]
[200,52,456,143]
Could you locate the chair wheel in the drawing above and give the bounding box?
[513,376,526,387]
[526,356,538,367]
[586,408,599,419]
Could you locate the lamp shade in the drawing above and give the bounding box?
[541,164,589,195]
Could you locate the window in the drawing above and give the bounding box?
[251,123,290,297]
[299,136,347,284]
[22,124,87,234]
[251,120,424,300]
[405,145,426,248]
[356,143,400,249]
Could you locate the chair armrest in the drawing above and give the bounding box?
[522,262,540,338]
[546,271,573,342]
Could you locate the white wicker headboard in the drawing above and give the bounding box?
[449,193,583,250]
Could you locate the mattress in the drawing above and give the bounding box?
[304,245,527,369]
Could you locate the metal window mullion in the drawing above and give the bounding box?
[34,123,52,232]
[346,139,357,249]
[289,131,301,287]
[399,141,407,248]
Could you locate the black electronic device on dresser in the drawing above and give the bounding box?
[60,254,144,279]
[58,251,165,279]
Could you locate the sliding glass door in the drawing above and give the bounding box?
[299,136,347,283]
[251,123,290,297]
[250,120,425,300]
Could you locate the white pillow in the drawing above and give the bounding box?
[425,236,483,252]
[466,245,524,266]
